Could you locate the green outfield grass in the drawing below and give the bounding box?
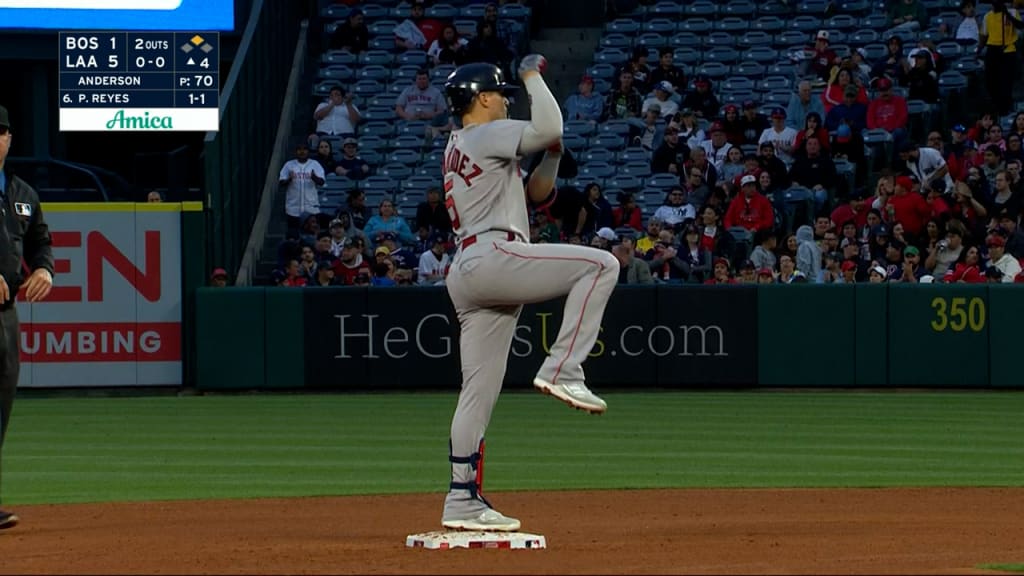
[2,391,1022,505]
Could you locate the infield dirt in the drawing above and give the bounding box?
[0,487,1021,574]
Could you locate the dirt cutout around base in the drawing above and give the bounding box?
[1,488,1022,575]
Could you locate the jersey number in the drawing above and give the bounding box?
[444,179,461,230]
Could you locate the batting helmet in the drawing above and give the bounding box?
[444,62,518,116]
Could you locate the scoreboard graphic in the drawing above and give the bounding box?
[0,0,233,31]
[58,32,220,132]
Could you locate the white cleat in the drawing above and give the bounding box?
[442,508,521,532]
[533,377,607,414]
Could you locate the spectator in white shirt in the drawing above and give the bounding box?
[311,86,361,144]
[758,108,799,166]
[900,140,954,193]
[278,144,325,231]
[417,232,451,285]
[642,81,679,119]
[986,233,1022,281]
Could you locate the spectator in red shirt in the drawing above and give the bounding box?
[943,245,985,283]
[807,30,840,83]
[831,191,870,231]
[332,237,372,285]
[395,0,446,51]
[281,259,307,287]
[612,191,643,231]
[883,176,931,237]
[724,175,775,232]
[866,76,909,153]
[793,112,831,156]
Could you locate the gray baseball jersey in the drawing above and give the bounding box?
[442,119,530,241]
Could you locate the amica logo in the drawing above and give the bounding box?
[105,110,174,130]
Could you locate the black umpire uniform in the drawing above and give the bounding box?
[0,105,54,530]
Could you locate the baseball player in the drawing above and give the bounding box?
[439,58,619,532]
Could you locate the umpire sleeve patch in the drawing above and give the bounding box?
[14,203,32,217]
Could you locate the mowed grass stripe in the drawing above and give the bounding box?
[2,392,1022,505]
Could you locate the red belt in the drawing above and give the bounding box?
[460,230,516,249]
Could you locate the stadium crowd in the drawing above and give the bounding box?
[261,0,1024,288]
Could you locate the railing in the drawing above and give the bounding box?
[203,0,305,279]
[6,156,114,202]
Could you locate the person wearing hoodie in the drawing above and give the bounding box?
[795,224,823,282]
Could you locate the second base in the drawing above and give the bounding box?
[406,530,546,550]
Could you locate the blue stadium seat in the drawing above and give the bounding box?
[678,17,714,33]
[619,162,652,179]
[826,14,858,30]
[593,78,613,94]
[721,0,757,17]
[742,46,779,63]
[580,162,616,179]
[357,135,389,151]
[752,16,786,33]
[387,149,422,166]
[359,150,384,166]
[760,75,792,91]
[863,13,890,29]
[952,57,981,74]
[825,31,848,45]
[358,65,391,82]
[582,147,616,163]
[672,47,702,65]
[460,3,487,18]
[607,18,642,34]
[705,31,737,48]
[360,3,389,19]
[684,0,718,17]
[606,174,643,191]
[797,0,831,15]
[562,133,588,151]
[738,31,773,49]
[499,3,530,18]
[716,17,749,33]
[359,121,397,139]
[387,81,409,95]
[322,50,358,66]
[790,16,823,32]
[454,18,477,38]
[601,33,632,49]
[427,3,459,19]
[360,106,395,122]
[361,175,398,194]
[369,36,396,52]
[594,48,629,65]
[775,30,810,48]
[935,41,963,60]
[564,121,596,139]
[860,43,888,61]
[919,28,946,43]
[651,1,685,16]
[431,64,456,82]
[415,162,442,179]
[848,29,880,46]
[643,18,677,34]
[646,173,680,190]
[392,134,425,150]
[704,47,741,64]
[932,11,961,30]
[732,61,767,78]
[378,162,413,180]
[586,63,617,81]
[398,50,429,67]
[938,71,968,94]
[722,76,756,92]
[670,31,702,48]
[722,91,758,106]
[392,65,422,81]
[319,65,355,82]
[352,79,385,97]
[590,134,625,150]
[758,1,794,15]
[321,4,352,18]
[837,0,871,14]
[618,147,650,163]
[368,20,399,37]
[636,32,668,48]
[571,175,605,190]
[600,120,632,136]
[401,176,438,195]
[359,50,394,66]
[698,61,731,79]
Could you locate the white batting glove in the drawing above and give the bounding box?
[518,54,548,76]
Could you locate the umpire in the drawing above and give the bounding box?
[0,105,54,530]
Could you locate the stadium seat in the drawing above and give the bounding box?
[636,32,668,48]
[862,13,890,29]
[722,91,758,106]
[705,31,737,48]
[392,65,422,82]
[607,18,642,34]
[360,3,389,19]
[362,176,398,195]
[684,0,718,17]
[678,17,714,33]
[401,175,437,195]
[415,162,441,179]
[321,4,352,18]
[606,174,643,191]
[360,150,384,166]
[392,134,425,150]
[742,46,779,63]
[732,61,767,78]
[565,121,597,138]
[319,65,355,82]
[790,16,823,32]
[738,31,774,49]
[938,71,969,94]
[322,50,358,66]
[460,3,487,18]
[580,162,616,179]
[671,46,702,64]
[848,29,880,46]
[837,0,871,14]
[776,30,810,48]
[358,65,391,82]
[600,120,632,136]
[378,163,413,180]
[369,36,397,52]
[704,47,741,64]
[499,3,529,18]
[594,48,629,65]
[752,16,786,33]
[651,1,685,16]
[951,57,981,74]
[360,106,395,122]
[387,149,422,166]
[427,3,459,19]
[562,133,588,152]
[618,147,650,163]
[797,0,831,15]
[643,18,677,34]
[352,79,385,97]
[398,51,429,67]
[697,61,731,79]
[825,14,858,30]
[358,50,394,67]
[359,121,397,139]
[716,17,749,33]
[582,147,616,163]
[590,134,625,150]
[758,2,793,15]
[368,20,399,37]
[601,33,632,49]
[722,76,756,92]
[619,162,652,179]
[721,0,757,17]
[935,41,963,60]
[430,64,456,82]
[646,173,680,190]
[760,75,792,91]
[860,43,888,61]
[571,175,605,190]
[586,63,617,81]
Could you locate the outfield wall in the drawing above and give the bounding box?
[194,284,1022,390]
[15,202,204,388]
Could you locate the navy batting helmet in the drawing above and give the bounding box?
[444,62,518,116]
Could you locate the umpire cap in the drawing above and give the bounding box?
[444,62,518,117]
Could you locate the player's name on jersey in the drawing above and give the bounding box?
[61,73,174,90]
